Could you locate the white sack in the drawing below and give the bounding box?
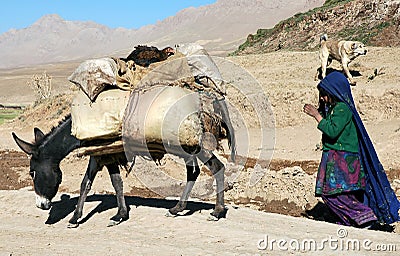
[177,43,226,95]
[122,86,202,151]
[71,89,130,140]
[68,58,118,101]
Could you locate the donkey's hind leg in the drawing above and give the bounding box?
[199,151,227,220]
[106,163,129,226]
[167,157,200,216]
[68,156,102,228]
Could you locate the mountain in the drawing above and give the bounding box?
[0,0,324,69]
[233,0,400,55]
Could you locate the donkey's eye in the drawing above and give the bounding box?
[29,170,36,180]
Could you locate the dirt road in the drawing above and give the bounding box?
[1,189,399,255]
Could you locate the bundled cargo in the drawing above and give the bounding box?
[68,43,235,159]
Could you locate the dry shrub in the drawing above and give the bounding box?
[27,71,52,101]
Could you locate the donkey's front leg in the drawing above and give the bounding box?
[68,156,102,228]
[167,157,200,216]
[106,163,129,226]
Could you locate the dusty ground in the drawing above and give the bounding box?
[1,47,400,255]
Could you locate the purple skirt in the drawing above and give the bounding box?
[322,192,377,226]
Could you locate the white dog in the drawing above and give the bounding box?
[316,34,367,85]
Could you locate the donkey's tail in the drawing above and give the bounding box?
[214,98,236,162]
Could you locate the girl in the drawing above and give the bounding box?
[303,71,399,228]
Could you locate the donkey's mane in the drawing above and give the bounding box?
[38,114,72,147]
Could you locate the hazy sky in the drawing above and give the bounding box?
[0,0,217,34]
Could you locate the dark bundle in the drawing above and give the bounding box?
[121,45,175,67]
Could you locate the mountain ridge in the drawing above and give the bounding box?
[0,0,324,69]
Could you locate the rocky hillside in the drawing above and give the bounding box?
[233,0,400,55]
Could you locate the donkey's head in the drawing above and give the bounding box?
[12,128,62,210]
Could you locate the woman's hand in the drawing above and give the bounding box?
[303,104,323,123]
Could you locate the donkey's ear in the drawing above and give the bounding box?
[12,132,37,155]
[34,127,45,143]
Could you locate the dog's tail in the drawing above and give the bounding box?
[320,34,328,43]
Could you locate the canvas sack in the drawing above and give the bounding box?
[71,89,130,140]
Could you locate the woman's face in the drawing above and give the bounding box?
[319,90,332,104]
[320,94,330,104]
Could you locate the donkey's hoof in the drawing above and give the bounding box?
[207,215,219,221]
[67,223,79,229]
[165,211,177,218]
[107,219,121,227]
[208,206,228,221]
[107,215,128,227]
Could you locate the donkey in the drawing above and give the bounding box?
[12,114,230,227]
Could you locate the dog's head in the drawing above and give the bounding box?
[347,41,367,58]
